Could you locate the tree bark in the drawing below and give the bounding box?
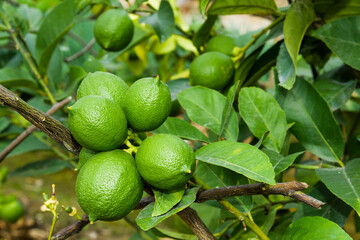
[0,85,81,154]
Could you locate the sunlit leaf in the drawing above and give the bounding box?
[196,141,275,184]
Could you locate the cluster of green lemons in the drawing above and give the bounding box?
[68,72,195,223]
[70,8,235,223]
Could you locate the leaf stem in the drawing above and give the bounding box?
[0,11,56,104]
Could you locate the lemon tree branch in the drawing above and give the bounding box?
[52,181,324,240]
[0,97,72,162]
[0,84,81,154]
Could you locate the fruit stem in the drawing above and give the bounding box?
[124,139,139,155]
[154,75,161,85]
[128,131,143,145]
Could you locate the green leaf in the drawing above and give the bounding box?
[314,79,356,111]
[152,117,209,143]
[195,161,253,214]
[293,182,352,227]
[275,77,344,162]
[192,15,217,49]
[151,227,197,240]
[284,0,316,67]
[220,47,263,140]
[166,79,191,101]
[262,149,304,175]
[0,67,37,89]
[322,0,360,23]
[0,135,49,157]
[195,141,275,184]
[119,22,154,54]
[313,16,360,71]
[152,187,185,217]
[136,187,199,230]
[282,0,315,89]
[0,118,10,133]
[238,87,287,152]
[127,0,147,12]
[199,0,212,15]
[140,1,174,42]
[284,216,352,240]
[276,42,296,89]
[9,159,72,177]
[316,158,360,215]
[208,0,278,16]
[178,86,239,141]
[36,0,76,76]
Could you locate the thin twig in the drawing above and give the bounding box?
[65,38,96,62]
[52,181,324,240]
[67,31,97,56]
[0,85,81,154]
[0,97,72,162]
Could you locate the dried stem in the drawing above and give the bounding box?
[177,207,216,240]
[0,97,72,162]
[53,181,325,239]
[0,85,81,154]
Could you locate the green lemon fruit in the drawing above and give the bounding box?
[68,95,127,151]
[135,134,195,190]
[0,197,24,223]
[76,148,96,171]
[94,9,134,51]
[76,149,143,222]
[123,77,172,132]
[189,52,234,90]
[205,35,236,56]
[77,71,129,108]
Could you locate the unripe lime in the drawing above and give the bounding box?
[135,134,195,190]
[189,52,234,90]
[68,95,127,151]
[0,197,24,223]
[205,35,236,56]
[123,77,172,132]
[77,72,129,108]
[94,9,134,51]
[76,150,143,222]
